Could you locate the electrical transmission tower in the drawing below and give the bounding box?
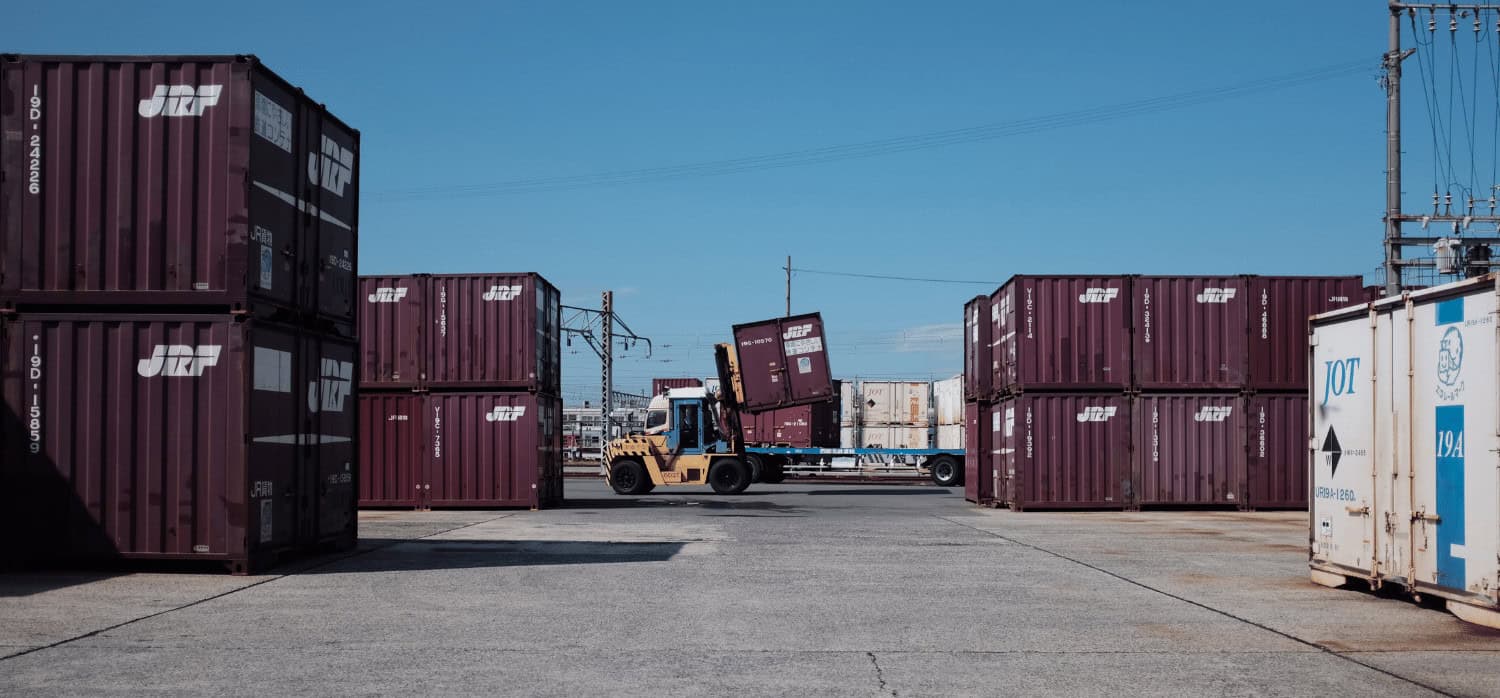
[1384,2,1500,292]
[561,293,651,465]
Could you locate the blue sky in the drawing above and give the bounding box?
[9,1,1470,403]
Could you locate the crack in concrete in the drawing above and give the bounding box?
[867,651,897,696]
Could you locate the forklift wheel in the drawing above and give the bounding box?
[610,459,652,495]
[929,455,963,488]
[708,458,751,494]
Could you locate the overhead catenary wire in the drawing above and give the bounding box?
[370,59,1375,202]
[789,267,1001,285]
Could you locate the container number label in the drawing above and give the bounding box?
[28,86,43,195]
[27,335,43,453]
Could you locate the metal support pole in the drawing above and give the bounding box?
[785,255,792,317]
[600,291,613,471]
[1384,3,1405,295]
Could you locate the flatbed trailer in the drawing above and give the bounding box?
[744,447,964,486]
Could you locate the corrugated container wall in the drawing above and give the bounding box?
[1310,276,1500,628]
[741,403,838,447]
[997,394,1131,510]
[358,392,563,509]
[933,376,964,426]
[1245,276,1364,391]
[843,426,931,449]
[964,402,993,504]
[731,313,833,412]
[1133,276,1248,390]
[1244,393,1307,509]
[358,393,425,507]
[359,275,425,388]
[858,381,931,426]
[651,377,702,395]
[993,276,1132,393]
[425,273,560,392]
[964,295,993,400]
[0,56,359,322]
[1132,394,1245,506]
[0,314,356,572]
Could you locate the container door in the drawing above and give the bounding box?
[246,70,305,311]
[358,393,425,507]
[358,275,426,387]
[302,101,359,322]
[247,322,303,553]
[1309,310,1379,578]
[964,402,991,504]
[305,333,357,541]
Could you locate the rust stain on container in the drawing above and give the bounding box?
[0,313,357,573]
[359,275,426,388]
[1133,393,1245,506]
[996,393,1131,510]
[731,313,834,412]
[425,273,560,392]
[0,55,359,320]
[992,276,1131,393]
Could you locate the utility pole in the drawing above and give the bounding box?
[785,255,791,317]
[1384,4,1407,295]
[600,291,613,472]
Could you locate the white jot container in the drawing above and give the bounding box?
[1309,275,1500,629]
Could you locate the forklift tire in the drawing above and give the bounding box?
[929,455,963,488]
[708,458,752,494]
[744,454,766,483]
[610,459,652,495]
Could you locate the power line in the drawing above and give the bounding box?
[370,59,1374,203]
[791,267,1000,285]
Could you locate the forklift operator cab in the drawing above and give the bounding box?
[608,389,756,495]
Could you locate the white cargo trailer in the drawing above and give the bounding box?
[1309,275,1500,629]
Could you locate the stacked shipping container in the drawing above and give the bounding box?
[357,274,562,510]
[0,55,361,573]
[965,274,1362,511]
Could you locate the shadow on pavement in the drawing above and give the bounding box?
[805,488,954,496]
[307,539,688,573]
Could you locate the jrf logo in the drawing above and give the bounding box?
[138,85,223,118]
[1195,288,1238,304]
[482,285,523,301]
[308,359,353,413]
[367,287,408,303]
[1076,406,1117,422]
[1077,288,1119,303]
[486,406,527,422]
[308,135,354,196]
[1320,357,1361,405]
[1194,406,1235,422]
[137,345,222,377]
[782,324,814,340]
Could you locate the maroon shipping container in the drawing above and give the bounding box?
[426,273,561,392]
[992,276,1131,393]
[651,377,703,395]
[1133,276,1248,390]
[996,394,1131,510]
[1245,276,1364,391]
[359,275,426,388]
[963,295,993,400]
[358,393,426,507]
[731,312,834,412]
[963,401,993,505]
[426,392,562,509]
[0,55,359,320]
[741,402,838,447]
[0,313,356,573]
[1244,393,1308,510]
[1132,394,1244,507]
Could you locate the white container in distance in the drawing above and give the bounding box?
[1309,274,1500,629]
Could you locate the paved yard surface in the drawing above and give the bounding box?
[3,480,1497,696]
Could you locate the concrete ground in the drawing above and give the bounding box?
[2,480,1497,696]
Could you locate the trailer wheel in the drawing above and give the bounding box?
[709,458,751,494]
[760,457,788,484]
[929,455,963,487]
[610,459,652,495]
[744,454,766,483]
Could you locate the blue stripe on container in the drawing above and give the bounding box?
[1436,298,1464,325]
[1434,404,1467,590]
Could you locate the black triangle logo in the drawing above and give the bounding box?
[1320,426,1342,475]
